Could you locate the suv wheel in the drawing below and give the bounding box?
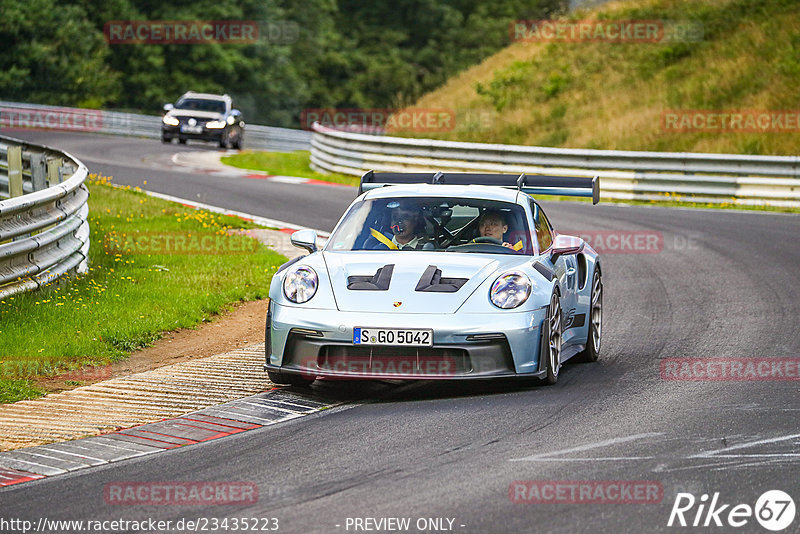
[232,132,243,150]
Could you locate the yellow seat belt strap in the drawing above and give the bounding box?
[370,228,399,250]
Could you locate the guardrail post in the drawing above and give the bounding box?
[47,157,62,187]
[30,153,47,191]
[7,146,23,197]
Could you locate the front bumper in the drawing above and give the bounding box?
[161,125,224,141]
[267,304,548,380]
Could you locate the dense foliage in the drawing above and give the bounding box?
[0,0,564,126]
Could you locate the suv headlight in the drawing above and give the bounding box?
[206,120,226,129]
[162,116,179,126]
[283,265,318,303]
[490,271,531,309]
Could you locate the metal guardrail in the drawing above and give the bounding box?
[0,101,312,152]
[310,123,800,207]
[0,135,89,298]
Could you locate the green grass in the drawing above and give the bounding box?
[0,175,287,404]
[0,380,45,404]
[221,150,359,187]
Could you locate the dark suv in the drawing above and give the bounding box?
[161,92,244,149]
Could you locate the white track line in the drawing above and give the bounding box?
[509,432,663,462]
[689,432,800,459]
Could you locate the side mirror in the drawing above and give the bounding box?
[290,229,318,254]
[550,234,584,261]
[163,103,174,112]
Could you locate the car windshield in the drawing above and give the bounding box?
[174,98,226,114]
[326,196,533,255]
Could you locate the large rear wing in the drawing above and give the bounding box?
[358,171,599,204]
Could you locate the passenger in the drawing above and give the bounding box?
[476,209,515,249]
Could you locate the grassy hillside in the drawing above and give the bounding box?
[405,0,800,155]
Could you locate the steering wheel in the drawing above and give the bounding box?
[473,236,503,245]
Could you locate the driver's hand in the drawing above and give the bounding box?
[502,242,513,249]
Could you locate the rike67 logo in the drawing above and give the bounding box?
[668,490,795,531]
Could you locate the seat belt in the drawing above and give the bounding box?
[370,228,399,250]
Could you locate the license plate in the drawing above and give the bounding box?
[353,328,432,346]
[181,125,202,134]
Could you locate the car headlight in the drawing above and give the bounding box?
[162,116,179,126]
[205,120,226,129]
[226,116,235,125]
[283,265,318,303]
[490,271,531,309]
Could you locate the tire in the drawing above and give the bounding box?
[232,133,243,150]
[178,138,187,145]
[161,134,171,144]
[267,369,314,387]
[574,269,602,363]
[543,291,562,385]
[218,130,229,149]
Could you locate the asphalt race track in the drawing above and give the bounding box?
[2,131,799,533]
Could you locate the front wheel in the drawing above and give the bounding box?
[267,369,314,388]
[574,269,602,363]
[232,133,243,150]
[219,130,230,149]
[543,291,562,385]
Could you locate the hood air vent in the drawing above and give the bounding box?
[415,265,468,293]
[347,264,394,291]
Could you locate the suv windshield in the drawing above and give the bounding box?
[175,98,226,114]
[326,196,533,254]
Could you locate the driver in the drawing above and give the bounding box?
[388,200,434,250]
[476,210,515,249]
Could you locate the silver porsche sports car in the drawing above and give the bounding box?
[265,172,602,386]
